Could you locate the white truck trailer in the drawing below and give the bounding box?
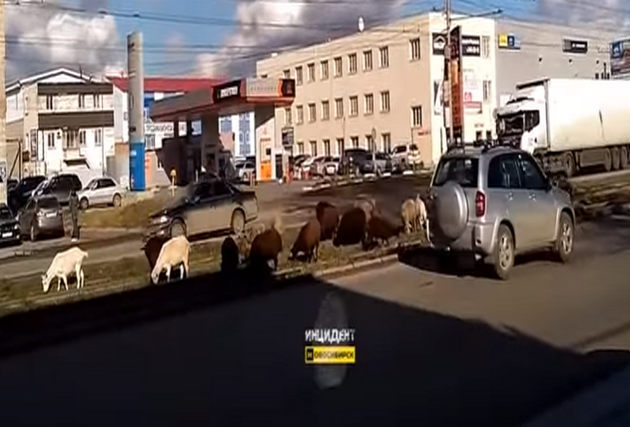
[495,78,630,177]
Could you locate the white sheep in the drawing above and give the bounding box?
[41,247,89,293]
[415,194,427,231]
[401,198,418,234]
[151,235,190,284]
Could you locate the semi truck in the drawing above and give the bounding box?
[495,78,630,177]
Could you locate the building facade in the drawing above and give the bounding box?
[218,112,256,159]
[5,68,114,180]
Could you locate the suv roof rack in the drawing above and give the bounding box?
[446,139,502,153]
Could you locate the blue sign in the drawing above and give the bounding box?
[129,141,146,191]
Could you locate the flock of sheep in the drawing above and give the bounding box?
[39,195,428,293]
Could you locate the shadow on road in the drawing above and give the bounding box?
[0,261,628,426]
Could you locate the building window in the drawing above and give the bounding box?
[46,95,54,110]
[482,36,490,58]
[411,105,423,127]
[410,38,421,60]
[93,94,102,108]
[380,91,390,113]
[486,130,492,140]
[483,80,492,103]
[145,134,156,149]
[78,94,86,109]
[349,96,358,116]
[351,136,359,148]
[379,46,389,68]
[334,57,343,77]
[381,132,391,153]
[307,63,316,82]
[308,103,317,122]
[475,130,483,141]
[297,141,304,155]
[323,139,331,156]
[348,53,358,74]
[310,140,317,156]
[284,107,292,125]
[283,69,291,78]
[321,100,330,120]
[296,105,304,124]
[366,134,375,151]
[364,93,374,115]
[336,138,345,155]
[296,66,303,85]
[79,130,87,146]
[334,98,344,118]
[95,128,103,147]
[363,50,373,71]
[47,132,55,148]
[320,60,329,80]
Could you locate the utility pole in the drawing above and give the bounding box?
[0,0,7,203]
[127,32,146,191]
[444,0,455,148]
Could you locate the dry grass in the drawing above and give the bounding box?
[80,193,172,229]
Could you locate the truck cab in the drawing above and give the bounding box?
[496,84,546,155]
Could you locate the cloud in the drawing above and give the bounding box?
[6,0,123,81]
[196,0,409,78]
[537,0,627,28]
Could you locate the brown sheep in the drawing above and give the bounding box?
[367,215,403,247]
[221,236,240,273]
[290,218,321,262]
[235,223,266,261]
[333,207,368,247]
[316,201,339,241]
[249,218,283,271]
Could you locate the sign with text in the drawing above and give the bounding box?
[244,78,296,98]
[498,33,521,50]
[449,26,464,140]
[461,35,481,56]
[212,80,242,103]
[563,38,588,54]
[432,32,447,55]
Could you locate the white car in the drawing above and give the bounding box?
[391,144,421,172]
[324,157,340,176]
[77,177,125,209]
[235,161,256,182]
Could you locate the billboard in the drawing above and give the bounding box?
[611,39,630,78]
[449,25,464,141]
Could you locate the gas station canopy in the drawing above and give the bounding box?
[149,77,296,122]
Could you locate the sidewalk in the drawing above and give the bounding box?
[522,365,630,427]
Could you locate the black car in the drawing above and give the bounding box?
[8,175,46,214]
[340,148,372,175]
[17,195,65,241]
[37,173,83,205]
[0,203,20,245]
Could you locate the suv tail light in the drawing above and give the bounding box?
[475,191,486,217]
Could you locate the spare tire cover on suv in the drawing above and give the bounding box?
[431,180,469,241]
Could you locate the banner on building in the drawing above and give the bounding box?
[463,69,483,113]
[29,129,38,159]
[449,25,464,140]
[611,39,630,78]
[461,35,481,56]
[498,33,521,50]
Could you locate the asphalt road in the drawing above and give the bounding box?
[1,216,630,426]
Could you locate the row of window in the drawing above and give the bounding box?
[44,128,104,149]
[43,94,104,110]
[293,133,393,157]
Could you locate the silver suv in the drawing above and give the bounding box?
[427,146,575,279]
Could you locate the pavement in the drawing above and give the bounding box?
[2,216,630,425]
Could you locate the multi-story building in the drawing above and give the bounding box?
[219,113,256,159]
[5,67,115,180]
[256,12,497,167]
[257,13,627,167]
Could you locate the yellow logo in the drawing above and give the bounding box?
[305,346,356,364]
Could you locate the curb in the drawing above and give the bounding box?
[302,170,433,194]
[521,366,630,427]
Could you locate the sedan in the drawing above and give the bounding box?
[0,203,20,246]
[77,177,124,209]
[18,195,65,241]
[144,178,258,241]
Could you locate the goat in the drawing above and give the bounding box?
[355,198,377,221]
[151,235,190,284]
[333,207,368,247]
[315,201,339,241]
[401,198,418,234]
[42,247,89,293]
[290,218,321,262]
[415,194,428,237]
[367,215,403,247]
[221,236,240,273]
[143,236,169,271]
[249,215,283,271]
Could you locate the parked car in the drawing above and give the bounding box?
[36,173,83,205]
[17,195,65,241]
[360,152,393,175]
[340,148,371,175]
[324,157,341,176]
[309,156,331,177]
[144,178,258,241]
[8,175,46,214]
[77,177,124,210]
[0,203,20,245]
[426,145,574,280]
[235,160,256,182]
[391,143,421,172]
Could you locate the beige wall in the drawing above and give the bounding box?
[257,12,498,166]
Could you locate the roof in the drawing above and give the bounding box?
[107,76,224,93]
[6,67,94,93]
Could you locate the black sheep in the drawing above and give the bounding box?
[367,215,403,247]
[249,227,283,271]
[221,236,240,272]
[316,201,339,241]
[333,207,368,247]
[290,218,321,262]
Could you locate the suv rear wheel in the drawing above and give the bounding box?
[554,212,573,263]
[492,224,514,280]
